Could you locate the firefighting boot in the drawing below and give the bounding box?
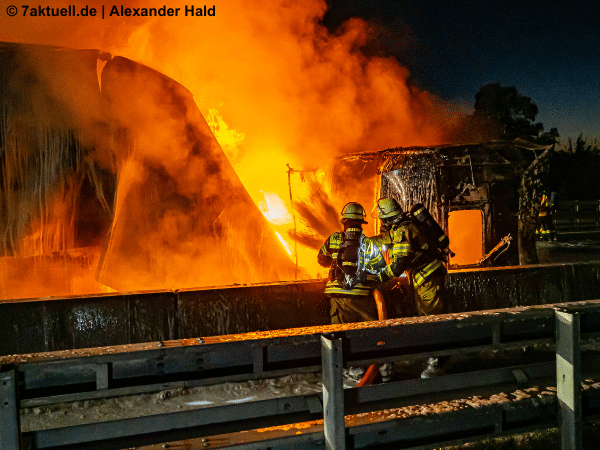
[420,357,445,379]
[379,363,393,383]
[343,367,365,388]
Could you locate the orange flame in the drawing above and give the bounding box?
[258,192,293,226]
[0,0,462,297]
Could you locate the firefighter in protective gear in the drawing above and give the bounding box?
[374,197,447,316]
[317,202,384,324]
[374,198,449,378]
[317,202,390,385]
[374,197,448,379]
[537,193,553,241]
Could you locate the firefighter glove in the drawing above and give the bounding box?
[378,270,390,283]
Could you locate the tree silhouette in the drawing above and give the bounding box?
[537,127,560,146]
[474,83,545,141]
[450,83,559,145]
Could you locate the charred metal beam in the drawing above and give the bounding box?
[131,395,554,450]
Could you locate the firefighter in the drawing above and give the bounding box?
[537,193,553,241]
[373,197,448,378]
[317,202,390,385]
[317,202,384,323]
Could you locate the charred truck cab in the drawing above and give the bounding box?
[331,141,550,269]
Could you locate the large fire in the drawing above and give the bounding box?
[0,0,460,299]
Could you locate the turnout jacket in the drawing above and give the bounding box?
[378,220,444,286]
[538,194,550,217]
[317,230,384,296]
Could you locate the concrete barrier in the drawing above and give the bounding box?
[2,262,600,356]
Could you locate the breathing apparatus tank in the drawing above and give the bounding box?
[409,203,450,252]
[550,191,557,210]
[334,227,366,289]
[328,202,368,290]
[337,228,361,275]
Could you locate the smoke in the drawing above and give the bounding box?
[1,0,457,172]
[1,0,468,296]
[147,4,451,162]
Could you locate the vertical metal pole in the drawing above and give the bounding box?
[321,335,345,450]
[286,164,298,280]
[0,369,21,450]
[556,310,582,450]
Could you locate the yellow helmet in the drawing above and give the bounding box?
[376,197,403,220]
[340,202,368,224]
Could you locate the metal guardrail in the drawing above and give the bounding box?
[2,300,600,449]
[554,200,600,232]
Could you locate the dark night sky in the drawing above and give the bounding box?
[323,0,600,147]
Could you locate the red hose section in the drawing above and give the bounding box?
[374,287,388,320]
[356,288,387,387]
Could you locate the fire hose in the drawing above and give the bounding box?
[356,287,387,387]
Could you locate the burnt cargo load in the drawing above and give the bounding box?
[0,41,297,300]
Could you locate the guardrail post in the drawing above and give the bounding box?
[0,369,21,450]
[556,310,582,450]
[321,334,345,450]
[96,363,110,390]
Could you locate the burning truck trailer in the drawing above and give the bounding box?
[330,139,553,271]
[0,41,298,300]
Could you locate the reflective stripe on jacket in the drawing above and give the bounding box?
[413,259,443,286]
[539,195,550,217]
[384,220,444,285]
